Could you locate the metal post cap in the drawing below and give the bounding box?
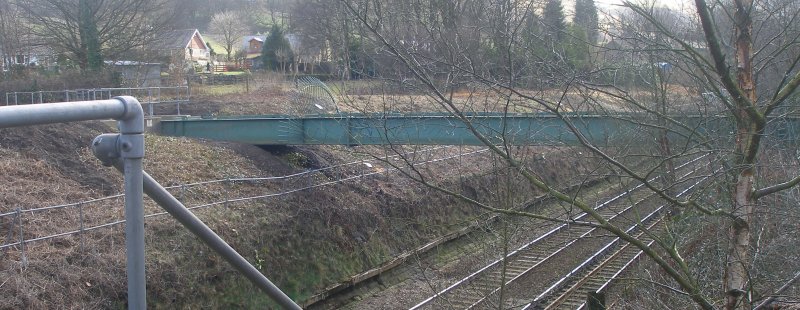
[92,134,121,166]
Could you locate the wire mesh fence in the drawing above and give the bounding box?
[0,146,490,263]
[4,86,190,116]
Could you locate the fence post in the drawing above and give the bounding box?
[78,203,85,253]
[16,208,27,268]
[0,214,4,258]
[147,88,154,117]
[175,86,183,115]
[224,178,231,209]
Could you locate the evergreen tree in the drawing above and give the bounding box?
[565,24,590,70]
[79,0,102,70]
[542,0,567,44]
[261,25,294,72]
[574,0,599,44]
[522,10,545,53]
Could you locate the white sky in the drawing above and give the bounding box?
[594,0,695,12]
[563,0,696,22]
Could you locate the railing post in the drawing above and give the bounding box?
[90,96,146,310]
[116,97,146,310]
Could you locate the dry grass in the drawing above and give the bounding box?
[0,120,536,307]
[0,77,712,308]
[0,123,280,308]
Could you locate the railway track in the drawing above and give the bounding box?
[527,166,717,310]
[304,157,649,308]
[304,168,617,309]
[528,210,665,309]
[409,155,709,309]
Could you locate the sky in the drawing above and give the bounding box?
[595,0,695,11]
[561,0,696,23]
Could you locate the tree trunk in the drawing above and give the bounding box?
[79,0,102,71]
[726,168,754,310]
[725,1,757,309]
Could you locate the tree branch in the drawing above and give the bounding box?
[753,174,800,199]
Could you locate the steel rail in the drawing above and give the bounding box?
[302,170,615,308]
[410,184,643,309]
[543,208,666,309]
[463,162,706,309]
[463,187,662,309]
[409,153,708,309]
[524,167,720,310]
[574,238,657,310]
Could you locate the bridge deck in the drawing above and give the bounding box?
[158,113,798,146]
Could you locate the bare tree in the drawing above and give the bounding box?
[339,0,800,308]
[209,11,248,62]
[291,0,359,79]
[0,0,33,72]
[16,0,175,69]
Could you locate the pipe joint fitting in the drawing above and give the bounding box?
[114,96,144,134]
[92,133,145,166]
[92,134,121,166]
[119,134,145,159]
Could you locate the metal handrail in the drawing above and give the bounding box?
[0,97,146,309]
[4,86,189,108]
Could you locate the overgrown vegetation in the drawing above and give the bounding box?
[0,103,593,308]
[2,0,800,308]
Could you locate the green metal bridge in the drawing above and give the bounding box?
[158,113,800,146]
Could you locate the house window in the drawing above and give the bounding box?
[15,55,27,65]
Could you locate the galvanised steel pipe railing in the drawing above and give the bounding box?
[0,97,301,309]
[0,97,147,309]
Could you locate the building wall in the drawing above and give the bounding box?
[186,33,210,64]
[248,40,263,54]
[114,64,162,87]
[189,34,205,49]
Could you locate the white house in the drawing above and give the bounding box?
[155,29,211,66]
